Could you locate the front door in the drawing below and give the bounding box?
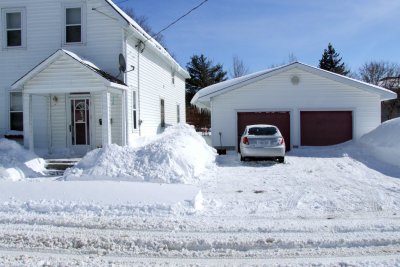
[70,98,91,155]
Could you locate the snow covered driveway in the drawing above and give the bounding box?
[201,145,400,219]
[1,144,400,266]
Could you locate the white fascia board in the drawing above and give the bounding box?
[23,87,105,94]
[108,82,129,90]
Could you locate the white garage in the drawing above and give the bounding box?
[191,62,396,151]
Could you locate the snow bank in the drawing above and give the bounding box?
[64,124,217,184]
[359,118,400,167]
[0,180,203,214]
[0,138,46,181]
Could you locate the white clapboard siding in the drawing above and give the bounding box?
[126,36,186,138]
[92,92,103,148]
[49,94,67,149]
[0,0,123,132]
[110,93,123,145]
[211,68,381,148]
[32,95,49,149]
[24,55,106,94]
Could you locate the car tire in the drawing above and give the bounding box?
[277,157,284,163]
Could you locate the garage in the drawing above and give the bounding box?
[300,111,352,146]
[191,62,396,150]
[237,112,291,151]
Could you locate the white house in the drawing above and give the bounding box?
[191,62,397,151]
[0,0,190,156]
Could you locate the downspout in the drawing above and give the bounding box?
[136,40,145,136]
[122,30,128,146]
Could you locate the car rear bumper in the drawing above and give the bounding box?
[240,145,285,157]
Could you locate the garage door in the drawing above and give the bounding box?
[237,112,291,151]
[300,111,352,146]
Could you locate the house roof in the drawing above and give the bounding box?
[191,62,397,109]
[104,0,190,79]
[12,49,128,90]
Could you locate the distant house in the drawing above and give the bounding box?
[191,62,396,151]
[0,0,189,156]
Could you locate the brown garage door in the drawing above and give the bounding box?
[237,112,291,151]
[301,111,352,146]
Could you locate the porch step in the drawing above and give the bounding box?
[45,159,80,176]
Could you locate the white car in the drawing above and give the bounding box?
[239,124,285,163]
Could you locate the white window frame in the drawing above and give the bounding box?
[62,3,86,45]
[132,90,138,131]
[171,72,175,85]
[2,7,27,49]
[160,98,165,128]
[177,104,180,123]
[9,92,23,131]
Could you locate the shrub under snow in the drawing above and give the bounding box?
[64,124,217,184]
[0,138,46,181]
[359,118,400,167]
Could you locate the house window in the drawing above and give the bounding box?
[132,91,137,130]
[160,99,165,128]
[10,92,23,131]
[64,5,85,44]
[2,8,26,48]
[177,104,180,123]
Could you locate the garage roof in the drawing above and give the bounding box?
[191,62,397,109]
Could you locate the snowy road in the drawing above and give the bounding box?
[1,144,400,266]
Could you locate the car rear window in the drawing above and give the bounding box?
[248,127,277,136]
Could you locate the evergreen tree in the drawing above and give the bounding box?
[186,54,227,128]
[318,43,350,76]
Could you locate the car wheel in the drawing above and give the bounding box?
[277,157,285,163]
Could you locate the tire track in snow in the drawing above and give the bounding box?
[1,248,400,266]
[1,223,400,259]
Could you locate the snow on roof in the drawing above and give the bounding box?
[105,0,190,79]
[191,62,397,109]
[63,50,126,85]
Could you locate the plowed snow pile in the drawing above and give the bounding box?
[64,124,217,184]
[360,118,400,167]
[0,138,46,181]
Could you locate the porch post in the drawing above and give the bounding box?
[23,93,34,151]
[122,90,127,146]
[102,91,111,146]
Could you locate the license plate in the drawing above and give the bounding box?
[257,140,269,146]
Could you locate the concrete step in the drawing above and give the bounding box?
[45,159,80,176]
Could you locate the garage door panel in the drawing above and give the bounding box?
[301,111,352,146]
[237,112,290,151]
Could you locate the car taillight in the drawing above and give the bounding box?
[243,136,249,145]
[280,137,285,145]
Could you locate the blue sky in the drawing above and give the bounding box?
[117,0,400,76]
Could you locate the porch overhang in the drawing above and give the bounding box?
[11,49,128,93]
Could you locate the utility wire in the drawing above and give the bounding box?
[92,0,130,10]
[144,0,209,44]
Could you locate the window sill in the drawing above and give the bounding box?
[62,42,86,47]
[3,46,27,51]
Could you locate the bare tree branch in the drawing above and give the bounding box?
[230,55,249,78]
